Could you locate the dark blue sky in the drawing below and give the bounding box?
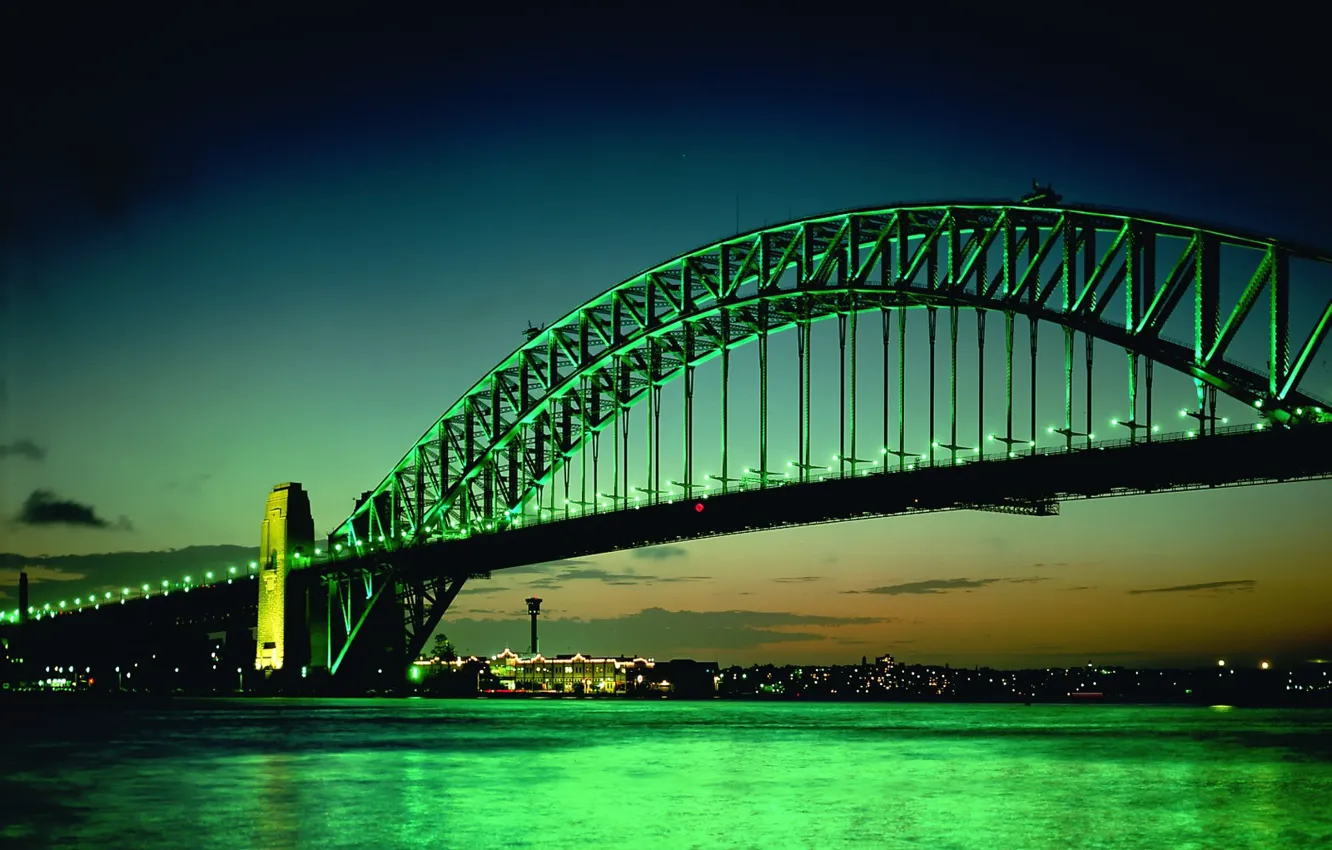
[2,9,1328,665]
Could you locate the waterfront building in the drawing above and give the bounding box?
[487,648,655,693]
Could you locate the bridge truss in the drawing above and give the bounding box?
[314,200,1332,672]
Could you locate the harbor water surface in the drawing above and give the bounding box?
[2,700,1329,849]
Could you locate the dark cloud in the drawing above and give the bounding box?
[444,607,893,657]
[1061,586,1096,591]
[0,439,45,461]
[15,490,131,530]
[499,559,590,576]
[631,546,687,560]
[1128,580,1256,595]
[458,585,510,595]
[856,577,1003,595]
[535,567,708,586]
[1007,576,1051,584]
[773,576,822,584]
[555,569,640,583]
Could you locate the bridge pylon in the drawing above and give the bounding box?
[254,483,314,674]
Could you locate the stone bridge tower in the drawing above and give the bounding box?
[255,483,314,672]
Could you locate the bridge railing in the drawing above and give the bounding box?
[303,418,1306,570]
[10,571,260,624]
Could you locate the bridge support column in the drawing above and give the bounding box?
[254,483,314,673]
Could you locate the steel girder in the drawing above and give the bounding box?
[333,202,1332,553]
[323,562,483,674]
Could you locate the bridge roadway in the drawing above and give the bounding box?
[312,421,1332,587]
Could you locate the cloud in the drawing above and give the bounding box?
[773,576,822,584]
[1128,580,1256,595]
[458,585,510,595]
[1061,585,1096,591]
[0,439,45,461]
[555,569,639,583]
[1007,576,1051,584]
[15,490,132,530]
[631,545,687,560]
[533,567,709,586]
[855,577,1004,595]
[444,607,894,657]
[501,560,587,575]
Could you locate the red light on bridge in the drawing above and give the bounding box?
[694,502,705,513]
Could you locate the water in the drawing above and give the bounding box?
[2,700,1329,849]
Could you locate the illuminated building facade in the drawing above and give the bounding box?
[488,648,655,693]
[254,483,314,672]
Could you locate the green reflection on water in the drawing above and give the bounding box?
[2,701,1329,849]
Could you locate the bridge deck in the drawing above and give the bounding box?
[312,422,1332,582]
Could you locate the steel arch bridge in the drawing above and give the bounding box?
[307,199,1332,676]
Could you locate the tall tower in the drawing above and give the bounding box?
[525,597,542,655]
[18,572,29,625]
[255,483,314,672]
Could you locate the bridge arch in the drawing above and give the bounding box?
[334,201,1332,552]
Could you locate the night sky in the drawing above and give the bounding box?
[2,9,1329,668]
